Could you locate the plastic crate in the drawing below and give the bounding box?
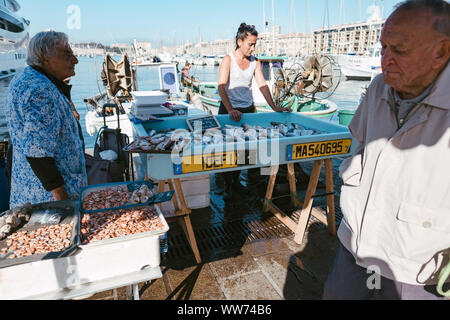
[79,180,174,214]
[131,90,168,106]
[77,205,169,282]
[0,200,80,269]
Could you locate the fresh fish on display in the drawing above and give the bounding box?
[124,122,325,153]
[155,139,172,151]
[301,129,315,136]
[158,128,176,134]
[150,135,167,145]
[291,123,305,130]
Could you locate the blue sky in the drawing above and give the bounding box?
[18,0,400,46]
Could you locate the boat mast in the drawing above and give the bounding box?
[358,0,362,22]
[305,0,312,54]
[262,0,266,33]
[271,0,275,55]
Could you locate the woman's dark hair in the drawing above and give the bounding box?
[235,23,258,49]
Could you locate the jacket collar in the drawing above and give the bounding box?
[30,65,72,102]
[380,61,450,111]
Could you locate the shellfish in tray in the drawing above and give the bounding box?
[80,207,164,244]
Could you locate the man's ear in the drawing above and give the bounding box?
[431,39,450,70]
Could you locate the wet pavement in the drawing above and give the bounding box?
[87,159,344,300]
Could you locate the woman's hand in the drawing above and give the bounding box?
[271,104,292,113]
[72,109,80,121]
[272,99,294,113]
[229,109,243,122]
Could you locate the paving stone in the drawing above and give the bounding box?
[219,271,283,300]
[253,251,295,298]
[240,238,292,257]
[293,229,339,283]
[139,277,169,300]
[164,264,226,300]
[208,253,260,280]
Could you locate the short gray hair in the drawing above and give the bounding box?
[394,0,450,37]
[26,31,69,67]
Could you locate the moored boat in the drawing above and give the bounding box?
[334,43,382,81]
[186,55,338,119]
[0,0,30,80]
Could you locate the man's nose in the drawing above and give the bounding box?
[381,48,392,68]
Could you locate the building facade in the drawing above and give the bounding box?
[313,19,385,55]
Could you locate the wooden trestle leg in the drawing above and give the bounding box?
[324,159,336,236]
[287,163,297,207]
[293,160,323,244]
[157,179,201,264]
[263,165,279,213]
[263,159,337,245]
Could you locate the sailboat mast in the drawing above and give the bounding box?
[262,0,266,33]
[271,0,275,55]
[358,0,362,21]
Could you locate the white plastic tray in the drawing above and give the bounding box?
[131,90,168,106]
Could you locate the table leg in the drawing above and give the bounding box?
[173,179,201,264]
[125,284,140,300]
[324,159,337,236]
[287,163,297,207]
[157,180,165,210]
[263,165,279,213]
[167,179,180,213]
[293,160,323,244]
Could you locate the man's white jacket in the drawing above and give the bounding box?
[338,63,450,286]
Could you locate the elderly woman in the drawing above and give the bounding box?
[5,31,87,208]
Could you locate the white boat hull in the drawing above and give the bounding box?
[0,1,29,79]
[336,55,381,80]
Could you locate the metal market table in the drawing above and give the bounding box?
[132,112,354,263]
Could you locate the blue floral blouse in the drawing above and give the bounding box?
[6,66,87,208]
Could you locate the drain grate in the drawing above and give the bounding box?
[165,214,293,263]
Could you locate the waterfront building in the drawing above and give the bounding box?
[255,26,313,57]
[313,19,385,55]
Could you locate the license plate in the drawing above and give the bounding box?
[174,151,238,174]
[287,139,352,160]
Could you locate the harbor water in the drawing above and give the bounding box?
[0,57,369,149]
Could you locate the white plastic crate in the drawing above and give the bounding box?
[159,174,211,217]
[0,205,168,299]
[131,90,168,106]
[163,174,210,197]
[160,193,210,217]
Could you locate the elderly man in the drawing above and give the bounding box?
[6,31,87,208]
[323,0,450,300]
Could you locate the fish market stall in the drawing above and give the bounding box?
[0,181,173,300]
[126,112,355,261]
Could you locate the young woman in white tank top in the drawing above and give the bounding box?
[217,23,291,200]
[217,23,291,122]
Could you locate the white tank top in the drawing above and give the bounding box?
[225,52,257,109]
